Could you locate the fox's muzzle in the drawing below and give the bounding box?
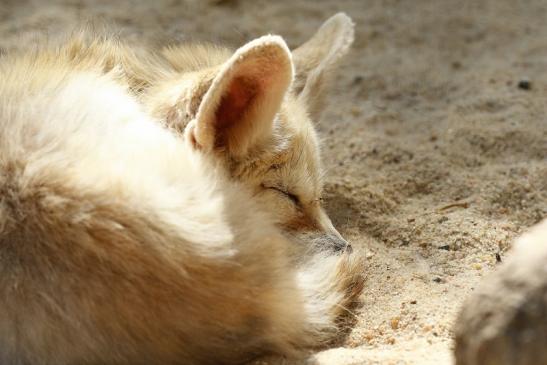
[313,233,352,253]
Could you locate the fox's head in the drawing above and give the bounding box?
[150,14,355,253]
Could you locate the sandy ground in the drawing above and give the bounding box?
[1,0,546,364]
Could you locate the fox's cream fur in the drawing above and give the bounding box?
[0,13,363,365]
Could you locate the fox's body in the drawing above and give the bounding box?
[0,14,362,365]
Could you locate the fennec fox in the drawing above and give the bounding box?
[0,13,363,365]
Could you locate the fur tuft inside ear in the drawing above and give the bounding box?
[191,35,294,157]
[292,13,355,120]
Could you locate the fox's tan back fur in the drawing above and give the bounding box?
[0,13,363,365]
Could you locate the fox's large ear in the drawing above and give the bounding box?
[292,13,355,120]
[188,36,293,157]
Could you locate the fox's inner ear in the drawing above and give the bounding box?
[292,13,355,120]
[190,36,293,157]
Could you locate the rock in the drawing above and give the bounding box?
[454,219,547,365]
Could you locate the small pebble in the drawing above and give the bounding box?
[363,331,375,342]
[352,75,364,85]
[438,216,449,224]
[518,79,531,90]
[438,244,450,251]
[350,107,362,116]
[390,317,400,330]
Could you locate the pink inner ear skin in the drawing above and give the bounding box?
[215,76,258,133]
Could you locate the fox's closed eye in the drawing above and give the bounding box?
[261,184,300,205]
